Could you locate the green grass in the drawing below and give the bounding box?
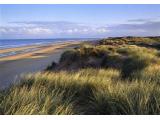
[1,37,160,115]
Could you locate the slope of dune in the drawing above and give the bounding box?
[1,37,160,115]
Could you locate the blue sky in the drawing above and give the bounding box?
[0,4,160,39]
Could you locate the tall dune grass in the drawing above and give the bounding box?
[0,68,160,114]
[1,37,160,115]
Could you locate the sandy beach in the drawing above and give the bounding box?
[0,41,81,89]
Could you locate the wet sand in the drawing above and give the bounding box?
[0,41,80,89]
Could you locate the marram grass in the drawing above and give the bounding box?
[1,37,160,115]
[0,68,160,115]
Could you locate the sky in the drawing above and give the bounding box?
[0,4,160,39]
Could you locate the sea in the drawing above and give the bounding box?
[0,38,97,58]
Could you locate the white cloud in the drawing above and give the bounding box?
[25,27,53,35]
[3,19,160,38]
[0,26,53,35]
[66,29,74,33]
[4,21,110,35]
[96,28,108,33]
[82,28,89,32]
[0,28,7,33]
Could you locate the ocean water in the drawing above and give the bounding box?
[0,38,92,49]
[0,38,96,58]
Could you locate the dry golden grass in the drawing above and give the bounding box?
[1,68,160,114]
[1,37,160,115]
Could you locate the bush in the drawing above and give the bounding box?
[101,53,123,69]
[59,49,80,63]
[121,56,150,78]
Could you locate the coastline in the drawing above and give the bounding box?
[0,41,81,61]
[0,41,81,89]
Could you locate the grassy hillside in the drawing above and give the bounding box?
[1,36,160,115]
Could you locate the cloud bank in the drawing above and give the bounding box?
[0,21,109,39]
[0,18,160,39]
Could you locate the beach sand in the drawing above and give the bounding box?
[0,41,81,89]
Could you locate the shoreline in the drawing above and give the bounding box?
[0,41,81,89]
[0,41,81,61]
[0,39,91,51]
